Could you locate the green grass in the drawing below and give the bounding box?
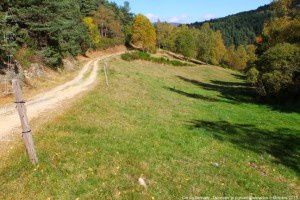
[0,58,299,199]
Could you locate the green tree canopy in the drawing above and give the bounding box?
[174,26,197,58]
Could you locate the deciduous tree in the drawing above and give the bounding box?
[131,14,156,52]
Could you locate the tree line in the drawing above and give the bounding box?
[130,0,299,103]
[154,21,256,69]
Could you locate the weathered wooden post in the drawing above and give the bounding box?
[104,61,109,87]
[12,78,38,164]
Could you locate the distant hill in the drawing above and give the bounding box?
[169,22,182,27]
[189,4,273,47]
[153,22,182,27]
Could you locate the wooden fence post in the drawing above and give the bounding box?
[104,61,109,87]
[12,78,38,164]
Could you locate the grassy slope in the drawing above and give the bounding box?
[0,58,299,199]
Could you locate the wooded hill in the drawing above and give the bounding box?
[189,5,273,46]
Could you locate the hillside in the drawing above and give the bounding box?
[1,56,299,198]
[190,5,273,46]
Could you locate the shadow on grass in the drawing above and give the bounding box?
[177,76,300,113]
[177,76,255,104]
[165,87,221,103]
[231,73,247,80]
[189,120,300,174]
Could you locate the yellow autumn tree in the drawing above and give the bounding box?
[131,14,157,52]
[83,17,101,47]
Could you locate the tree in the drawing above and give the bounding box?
[223,45,236,68]
[83,17,101,47]
[6,0,91,66]
[223,45,250,70]
[212,30,227,65]
[79,0,102,16]
[196,24,226,65]
[0,7,20,69]
[263,0,299,46]
[256,43,300,98]
[156,21,174,49]
[246,44,257,64]
[263,16,300,46]
[118,1,134,45]
[247,0,300,101]
[131,14,156,52]
[235,45,248,70]
[93,5,123,38]
[174,25,197,58]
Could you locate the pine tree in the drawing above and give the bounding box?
[8,0,90,65]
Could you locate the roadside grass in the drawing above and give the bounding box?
[0,58,299,199]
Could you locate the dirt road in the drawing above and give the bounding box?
[0,52,122,141]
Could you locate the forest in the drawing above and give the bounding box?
[190,5,273,47]
[0,0,133,68]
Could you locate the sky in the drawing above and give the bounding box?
[110,0,272,23]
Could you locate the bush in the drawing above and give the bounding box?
[121,53,134,61]
[121,51,150,61]
[254,43,300,99]
[136,51,151,60]
[121,51,191,66]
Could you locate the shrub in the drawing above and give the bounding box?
[14,47,37,69]
[121,51,191,66]
[121,51,150,61]
[137,51,151,60]
[97,38,124,50]
[121,53,134,61]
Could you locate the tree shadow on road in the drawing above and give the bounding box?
[188,119,300,175]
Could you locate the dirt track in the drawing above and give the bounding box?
[0,52,123,141]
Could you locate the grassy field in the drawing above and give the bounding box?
[0,57,299,199]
